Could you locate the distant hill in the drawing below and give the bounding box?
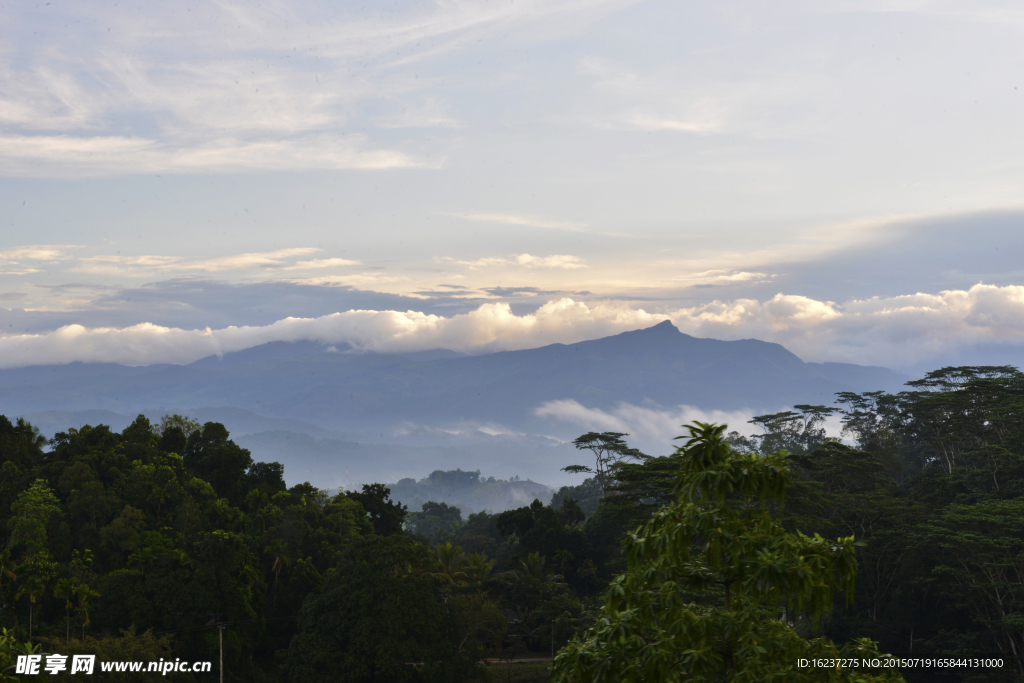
[384,469,552,514]
[1,322,910,487]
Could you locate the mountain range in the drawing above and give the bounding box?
[1,321,910,491]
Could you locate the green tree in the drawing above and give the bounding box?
[918,499,1024,675]
[285,535,474,683]
[551,422,903,683]
[8,479,61,556]
[349,484,407,536]
[564,432,648,496]
[431,542,469,586]
[183,422,254,503]
[15,553,57,640]
[0,627,38,682]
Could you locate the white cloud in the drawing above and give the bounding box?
[672,269,774,286]
[74,248,323,275]
[0,245,78,261]
[515,254,586,269]
[0,245,80,275]
[0,298,663,368]
[535,399,757,447]
[6,284,1024,370]
[285,273,411,288]
[285,258,362,270]
[0,134,433,178]
[0,0,640,176]
[438,253,586,270]
[664,284,1024,367]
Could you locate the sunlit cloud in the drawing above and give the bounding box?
[72,248,327,276]
[515,254,586,269]
[4,284,1024,369]
[0,245,81,275]
[438,254,586,270]
[672,269,774,286]
[285,258,362,270]
[0,246,79,261]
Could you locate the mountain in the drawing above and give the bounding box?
[1,322,910,487]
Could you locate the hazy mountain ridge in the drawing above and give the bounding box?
[3,322,910,488]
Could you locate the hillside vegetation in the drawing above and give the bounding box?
[0,365,1022,681]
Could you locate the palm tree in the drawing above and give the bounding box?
[15,574,46,640]
[265,542,293,608]
[53,578,76,644]
[432,542,469,585]
[75,583,100,641]
[465,552,496,583]
[512,552,562,582]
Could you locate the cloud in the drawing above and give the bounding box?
[0,134,433,178]
[0,0,640,177]
[0,244,80,274]
[373,96,462,129]
[0,298,664,368]
[534,399,757,446]
[672,269,773,286]
[0,245,78,261]
[446,213,588,232]
[624,113,722,133]
[438,253,586,270]
[284,274,410,288]
[515,254,586,269]
[74,248,325,276]
[285,258,361,270]
[8,284,1024,370]
[482,286,559,297]
[577,58,727,133]
[665,284,1024,368]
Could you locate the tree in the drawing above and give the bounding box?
[0,627,38,683]
[747,405,837,455]
[432,542,470,586]
[551,422,903,683]
[0,550,16,596]
[156,414,201,439]
[54,577,76,644]
[15,554,56,640]
[0,417,45,471]
[349,484,407,536]
[8,479,61,557]
[285,535,474,683]
[182,422,254,503]
[563,432,648,496]
[464,552,496,583]
[405,501,463,544]
[918,499,1024,675]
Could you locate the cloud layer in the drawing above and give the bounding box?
[5,283,1024,370]
[535,399,756,448]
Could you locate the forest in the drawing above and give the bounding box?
[0,365,1023,681]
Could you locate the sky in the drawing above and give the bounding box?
[2,0,1024,374]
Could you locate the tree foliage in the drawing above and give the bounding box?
[551,422,902,683]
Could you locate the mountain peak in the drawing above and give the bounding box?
[647,320,679,332]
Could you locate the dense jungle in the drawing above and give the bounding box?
[2,365,1024,682]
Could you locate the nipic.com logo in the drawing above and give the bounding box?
[15,654,212,675]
